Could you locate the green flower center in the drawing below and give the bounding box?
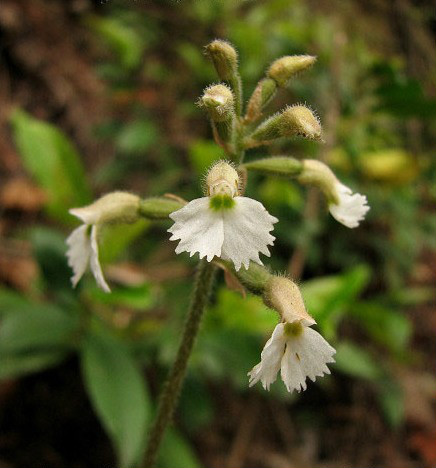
[209,194,235,211]
[284,321,303,337]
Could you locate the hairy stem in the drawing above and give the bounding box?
[142,260,217,467]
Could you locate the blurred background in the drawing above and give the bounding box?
[0,0,435,467]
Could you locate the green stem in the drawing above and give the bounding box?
[142,260,217,467]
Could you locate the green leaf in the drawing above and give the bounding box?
[31,227,72,291]
[10,109,92,224]
[351,301,412,353]
[158,428,203,468]
[85,15,145,69]
[302,265,370,339]
[335,342,383,381]
[0,295,79,354]
[89,283,155,310]
[81,332,151,468]
[377,378,405,428]
[188,139,223,177]
[0,351,67,380]
[116,120,158,155]
[99,219,150,264]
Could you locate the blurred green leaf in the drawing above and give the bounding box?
[99,219,150,264]
[302,265,370,339]
[89,283,155,310]
[351,301,412,353]
[31,227,72,291]
[335,342,383,381]
[0,351,67,380]
[0,294,79,354]
[81,332,151,468]
[207,288,277,334]
[377,378,405,428]
[158,428,203,468]
[10,109,91,224]
[116,120,158,155]
[85,15,145,69]
[188,139,223,177]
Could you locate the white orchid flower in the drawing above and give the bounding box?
[248,322,335,392]
[66,192,140,292]
[168,161,278,271]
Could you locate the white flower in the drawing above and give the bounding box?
[248,322,335,392]
[66,192,140,293]
[168,196,278,271]
[66,222,109,293]
[329,182,370,228]
[168,161,278,271]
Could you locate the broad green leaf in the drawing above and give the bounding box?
[351,301,412,353]
[302,265,370,339]
[89,283,155,310]
[81,332,151,468]
[116,120,158,155]
[0,351,67,380]
[99,219,150,264]
[85,16,145,69]
[207,288,277,334]
[377,378,405,428]
[31,227,72,291]
[188,139,223,177]
[335,342,383,381]
[10,109,91,224]
[158,428,203,468]
[0,295,79,354]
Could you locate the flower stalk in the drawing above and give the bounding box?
[142,260,217,468]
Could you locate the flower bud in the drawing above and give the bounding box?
[280,105,322,140]
[264,276,315,326]
[200,84,234,122]
[297,160,338,202]
[206,161,239,197]
[243,156,303,177]
[205,40,238,81]
[139,197,184,220]
[298,160,370,228]
[249,105,322,143]
[245,78,277,122]
[69,192,140,226]
[267,55,317,87]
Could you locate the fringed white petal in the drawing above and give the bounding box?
[280,343,307,392]
[281,327,335,392]
[66,225,92,288]
[168,198,224,262]
[329,183,370,228]
[248,323,286,390]
[89,225,111,293]
[221,197,278,271]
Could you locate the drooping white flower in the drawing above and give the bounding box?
[248,322,335,392]
[298,159,369,228]
[329,182,370,228]
[168,161,278,271]
[66,192,140,292]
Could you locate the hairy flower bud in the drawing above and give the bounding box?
[200,84,234,122]
[264,276,315,326]
[206,161,239,197]
[298,160,370,228]
[249,105,322,143]
[69,191,140,226]
[205,40,238,81]
[280,105,322,140]
[245,78,277,122]
[267,55,317,87]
